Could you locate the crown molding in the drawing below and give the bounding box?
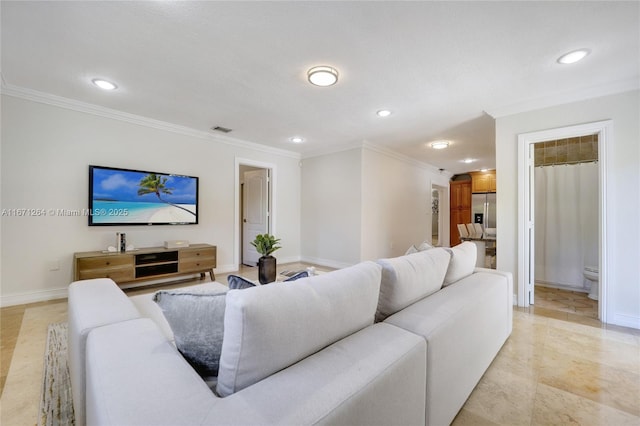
[485,78,640,118]
[361,141,452,177]
[301,139,452,178]
[0,83,301,160]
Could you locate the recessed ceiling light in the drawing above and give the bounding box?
[557,49,590,64]
[307,66,339,86]
[480,168,489,172]
[289,136,304,143]
[463,158,475,164]
[430,141,450,150]
[92,79,117,90]
[376,109,392,117]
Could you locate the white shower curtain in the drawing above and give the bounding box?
[534,162,598,289]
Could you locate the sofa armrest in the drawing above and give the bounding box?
[86,319,216,426]
[68,278,141,426]
[473,268,513,331]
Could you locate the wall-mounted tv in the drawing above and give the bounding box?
[89,165,198,226]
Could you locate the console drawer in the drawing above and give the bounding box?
[77,255,133,270]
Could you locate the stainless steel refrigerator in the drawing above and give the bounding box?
[472,193,496,230]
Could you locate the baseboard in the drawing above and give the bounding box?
[299,256,354,270]
[0,287,68,308]
[0,264,239,307]
[609,313,640,330]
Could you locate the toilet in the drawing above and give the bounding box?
[584,265,599,300]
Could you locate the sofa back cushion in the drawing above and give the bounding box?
[216,261,382,397]
[443,242,477,286]
[375,248,451,322]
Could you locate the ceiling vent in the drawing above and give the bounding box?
[211,126,232,133]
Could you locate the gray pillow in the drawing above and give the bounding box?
[227,275,256,289]
[153,290,227,377]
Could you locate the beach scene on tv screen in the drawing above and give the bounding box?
[91,168,197,224]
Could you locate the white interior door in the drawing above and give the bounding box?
[242,169,269,266]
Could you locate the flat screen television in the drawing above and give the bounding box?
[88,165,198,226]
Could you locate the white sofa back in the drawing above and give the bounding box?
[216,261,382,396]
[375,248,451,322]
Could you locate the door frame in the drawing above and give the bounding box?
[431,184,448,246]
[234,158,277,270]
[517,120,611,322]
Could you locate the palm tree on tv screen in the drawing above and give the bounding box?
[137,174,195,216]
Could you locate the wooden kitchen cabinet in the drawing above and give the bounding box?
[470,170,496,193]
[450,180,472,246]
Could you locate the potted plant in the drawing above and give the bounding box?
[251,234,282,284]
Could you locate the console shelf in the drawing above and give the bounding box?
[74,243,216,285]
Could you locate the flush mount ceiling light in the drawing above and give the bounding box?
[376,109,392,117]
[307,66,339,87]
[289,136,304,143]
[92,78,117,90]
[462,158,475,164]
[430,140,450,150]
[557,49,591,64]
[480,168,489,172]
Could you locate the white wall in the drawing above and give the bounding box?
[301,145,451,267]
[496,90,640,328]
[301,148,362,267]
[361,146,450,260]
[0,94,301,306]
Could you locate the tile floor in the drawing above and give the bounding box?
[1,265,639,425]
[534,284,598,319]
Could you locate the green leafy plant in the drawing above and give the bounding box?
[251,234,282,257]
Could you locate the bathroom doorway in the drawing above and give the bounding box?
[532,136,599,320]
[517,120,612,323]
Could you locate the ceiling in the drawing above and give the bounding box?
[2,1,638,174]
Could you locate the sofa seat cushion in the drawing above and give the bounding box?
[384,271,512,426]
[216,261,382,397]
[154,289,228,377]
[205,323,427,425]
[375,248,451,322]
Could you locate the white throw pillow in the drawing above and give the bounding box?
[216,261,382,397]
[443,242,477,286]
[404,245,419,255]
[417,241,433,251]
[376,248,451,322]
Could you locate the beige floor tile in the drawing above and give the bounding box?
[532,383,640,426]
[459,368,537,426]
[545,324,640,372]
[452,408,501,425]
[539,347,640,417]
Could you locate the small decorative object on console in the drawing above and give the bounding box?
[165,240,190,249]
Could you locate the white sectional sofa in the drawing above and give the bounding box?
[68,243,512,426]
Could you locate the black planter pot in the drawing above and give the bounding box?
[258,255,277,284]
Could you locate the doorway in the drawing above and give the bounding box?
[517,120,611,322]
[234,159,276,269]
[431,184,447,246]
